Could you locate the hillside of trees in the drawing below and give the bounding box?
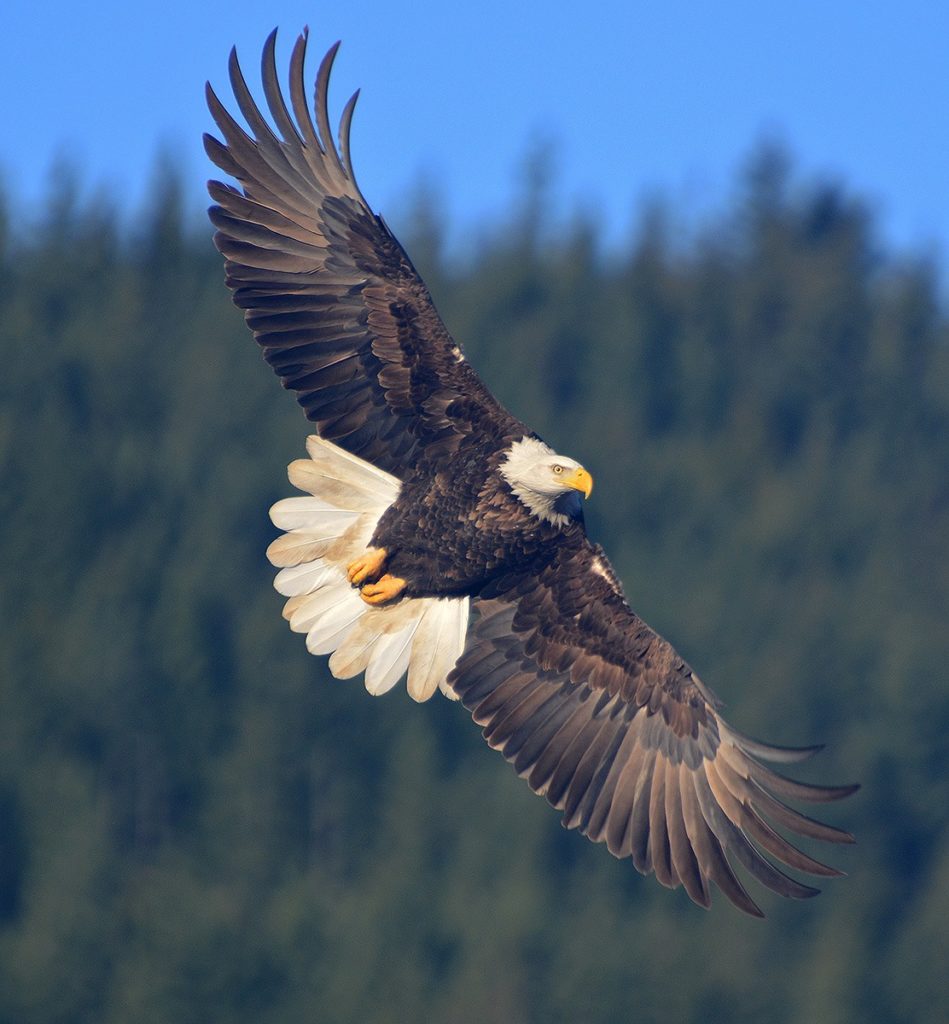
[1,148,947,1023]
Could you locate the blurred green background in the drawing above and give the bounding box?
[1,144,947,1023]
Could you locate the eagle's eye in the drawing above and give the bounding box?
[552,464,564,474]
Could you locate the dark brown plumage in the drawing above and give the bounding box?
[205,31,524,475]
[205,28,857,917]
[453,539,856,916]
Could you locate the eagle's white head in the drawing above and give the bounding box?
[499,436,593,527]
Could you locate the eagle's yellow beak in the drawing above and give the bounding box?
[562,466,593,500]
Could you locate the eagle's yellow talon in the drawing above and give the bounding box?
[359,574,407,605]
[347,547,388,585]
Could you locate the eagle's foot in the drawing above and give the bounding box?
[359,574,407,605]
[347,547,388,585]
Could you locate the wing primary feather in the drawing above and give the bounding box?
[229,42,310,195]
[692,769,820,901]
[720,723,825,764]
[314,43,348,181]
[725,745,860,804]
[203,120,250,181]
[338,89,365,198]
[679,765,763,916]
[261,29,306,147]
[705,760,844,878]
[287,32,326,157]
[647,760,675,887]
[665,761,709,907]
[206,81,316,219]
[716,753,856,844]
[744,805,845,877]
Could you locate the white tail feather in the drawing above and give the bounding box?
[287,577,358,631]
[328,623,378,679]
[303,436,400,503]
[269,436,469,701]
[364,623,417,695]
[289,459,393,510]
[306,591,365,656]
[273,560,337,598]
[268,532,340,568]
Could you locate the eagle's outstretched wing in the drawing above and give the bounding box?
[205,29,525,476]
[450,540,857,917]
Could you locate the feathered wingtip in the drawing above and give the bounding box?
[203,27,367,210]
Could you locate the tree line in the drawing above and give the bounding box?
[0,146,946,1023]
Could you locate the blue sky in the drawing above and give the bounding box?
[3,1,948,263]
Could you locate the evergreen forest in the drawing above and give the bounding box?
[1,148,947,1023]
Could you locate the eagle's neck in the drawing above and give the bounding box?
[509,486,571,528]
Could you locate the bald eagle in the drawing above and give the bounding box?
[205,30,856,917]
